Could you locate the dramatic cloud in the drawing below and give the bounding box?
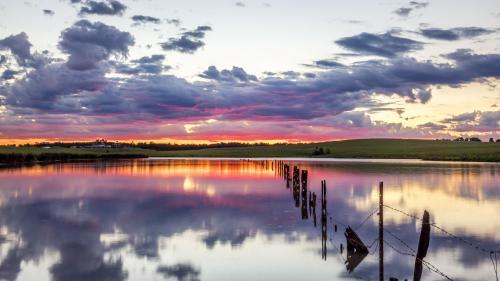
[4,47,500,127]
[79,0,127,16]
[420,27,494,41]
[394,1,429,17]
[2,19,500,140]
[160,26,212,54]
[200,66,257,82]
[43,9,55,16]
[131,15,161,25]
[335,32,423,57]
[115,54,167,74]
[59,20,134,70]
[442,110,499,133]
[0,33,33,66]
[4,63,107,111]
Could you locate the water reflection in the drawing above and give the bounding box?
[0,159,498,281]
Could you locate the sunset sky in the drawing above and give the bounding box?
[0,0,499,144]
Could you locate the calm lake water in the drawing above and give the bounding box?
[0,158,499,281]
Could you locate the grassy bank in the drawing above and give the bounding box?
[148,139,500,162]
[0,147,150,164]
[1,139,499,163]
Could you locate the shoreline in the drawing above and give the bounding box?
[1,139,499,164]
[1,154,499,167]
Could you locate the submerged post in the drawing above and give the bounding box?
[379,181,384,281]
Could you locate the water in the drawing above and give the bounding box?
[0,158,498,281]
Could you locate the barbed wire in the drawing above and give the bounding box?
[382,204,500,254]
[384,239,453,281]
[355,208,379,231]
[384,227,416,254]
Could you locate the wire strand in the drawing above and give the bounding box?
[383,204,500,254]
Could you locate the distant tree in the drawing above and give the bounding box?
[489,138,494,143]
[454,137,464,141]
[496,139,500,143]
[469,137,481,142]
[312,147,325,156]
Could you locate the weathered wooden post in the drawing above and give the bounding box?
[293,166,300,207]
[321,180,327,260]
[301,170,308,219]
[379,181,384,281]
[413,210,430,281]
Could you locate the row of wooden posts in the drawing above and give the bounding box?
[267,160,432,281]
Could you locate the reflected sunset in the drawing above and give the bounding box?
[0,159,498,280]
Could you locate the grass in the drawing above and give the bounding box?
[147,139,500,162]
[0,146,151,164]
[1,139,499,163]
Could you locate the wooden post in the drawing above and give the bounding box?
[413,210,430,281]
[379,181,384,281]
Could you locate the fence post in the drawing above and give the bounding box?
[379,181,384,281]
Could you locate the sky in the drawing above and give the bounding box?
[0,0,499,144]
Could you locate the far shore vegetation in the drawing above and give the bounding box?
[1,138,499,164]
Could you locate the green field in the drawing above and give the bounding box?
[147,139,500,161]
[1,139,499,163]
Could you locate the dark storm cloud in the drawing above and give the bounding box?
[394,1,429,17]
[160,26,212,54]
[43,9,55,15]
[131,15,161,24]
[59,20,134,70]
[79,0,127,16]
[420,27,494,41]
[200,66,257,82]
[335,32,423,58]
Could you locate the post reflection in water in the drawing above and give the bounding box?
[0,158,498,281]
